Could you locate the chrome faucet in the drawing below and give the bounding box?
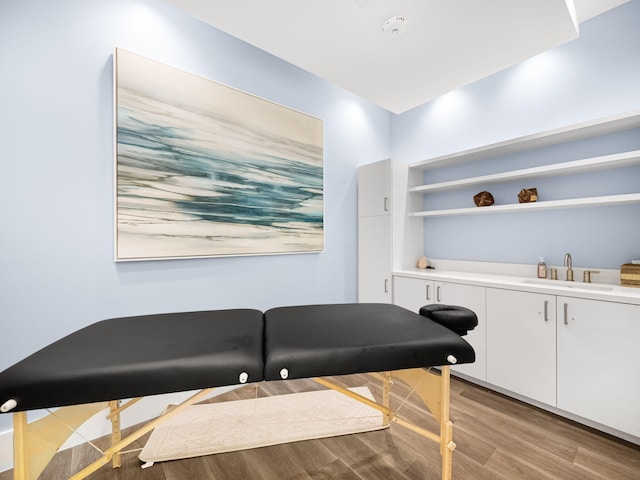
[564,253,574,281]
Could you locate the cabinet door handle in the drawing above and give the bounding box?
[544,300,548,322]
[384,197,389,212]
[563,303,568,325]
[384,279,389,293]
[426,284,430,301]
[436,285,441,302]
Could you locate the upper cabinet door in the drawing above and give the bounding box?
[358,159,391,217]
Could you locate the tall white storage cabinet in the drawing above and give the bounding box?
[357,159,422,303]
[358,160,392,303]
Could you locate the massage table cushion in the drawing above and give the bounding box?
[0,303,475,413]
[0,309,265,412]
[264,303,475,380]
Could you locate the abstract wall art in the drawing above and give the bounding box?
[114,48,324,261]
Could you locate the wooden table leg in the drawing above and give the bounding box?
[439,366,455,480]
[109,401,122,469]
[382,372,392,426]
[13,412,28,480]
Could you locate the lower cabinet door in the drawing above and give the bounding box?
[392,278,486,381]
[437,282,487,381]
[486,288,556,406]
[393,276,434,312]
[557,297,640,437]
[358,215,392,303]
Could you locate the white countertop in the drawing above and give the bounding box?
[393,268,640,306]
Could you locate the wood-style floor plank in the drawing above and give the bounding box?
[36,447,74,480]
[320,430,418,480]
[162,455,216,480]
[68,425,163,480]
[202,448,268,480]
[457,411,608,480]
[1,374,639,480]
[303,458,364,480]
[574,446,640,480]
[455,386,580,463]
[448,452,512,480]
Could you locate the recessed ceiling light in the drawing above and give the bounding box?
[382,16,408,38]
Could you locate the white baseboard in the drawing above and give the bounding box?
[0,386,238,473]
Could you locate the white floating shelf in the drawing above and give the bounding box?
[409,193,640,217]
[409,110,640,171]
[409,150,640,194]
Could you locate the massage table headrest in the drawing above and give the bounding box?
[419,304,478,337]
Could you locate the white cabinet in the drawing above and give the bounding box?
[391,276,640,441]
[358,158,390,217]
[358,215,392,303]
[393,276,487,381]
[393,276,435,312]
[486,288,640,438]
[358,160,423,303]
[557,297,640,437]
[358,160,392,303]
[437,282,487,381]
[486,288,557,406]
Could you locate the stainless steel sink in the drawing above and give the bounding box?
[520,278,615,292]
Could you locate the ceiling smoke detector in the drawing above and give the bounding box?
[382,16,408,38]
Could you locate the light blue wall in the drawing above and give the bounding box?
[0,0,390,432]
[391,1,640,269]
[1,0,638,435]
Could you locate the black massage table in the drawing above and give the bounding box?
[0,303,477,480]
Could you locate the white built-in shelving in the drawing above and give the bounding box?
[409,193,640,217]
[409,150,640,194]
[409,110,640,217]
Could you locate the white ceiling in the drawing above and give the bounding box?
[162,0,630,114]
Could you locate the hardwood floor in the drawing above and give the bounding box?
[1,374,638,480]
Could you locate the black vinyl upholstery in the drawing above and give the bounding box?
[0,304,475,413]
[264,303,475,381]
[419,304,478,337]
[0,310,265,412]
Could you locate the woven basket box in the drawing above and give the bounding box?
[621,264,640,287]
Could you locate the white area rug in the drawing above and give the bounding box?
[139,387,386,464]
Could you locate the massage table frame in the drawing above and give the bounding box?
[11,366,455,480]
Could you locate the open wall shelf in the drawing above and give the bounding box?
[409,150,640,194]
[410,193,640,217]
[410,109,640,171]
[408,110,640,217]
